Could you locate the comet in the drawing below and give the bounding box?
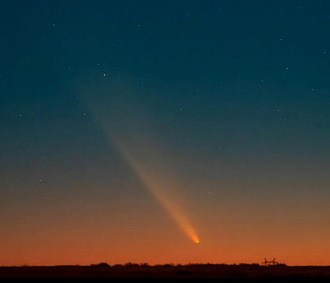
[84,90,200,244]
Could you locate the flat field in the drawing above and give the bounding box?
[1,264,330,278]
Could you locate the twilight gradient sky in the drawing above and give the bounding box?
[1,0,330,266]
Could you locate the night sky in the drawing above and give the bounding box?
[1,0,330,266]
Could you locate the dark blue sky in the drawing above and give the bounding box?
[1,0,330,266]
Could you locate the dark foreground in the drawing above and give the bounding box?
[1,264,330,278]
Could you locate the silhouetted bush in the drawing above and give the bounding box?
[90,262,110,267]
[124,262,140,267]
[139,263,149,267]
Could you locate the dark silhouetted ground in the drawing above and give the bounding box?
[1,264,330,278]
